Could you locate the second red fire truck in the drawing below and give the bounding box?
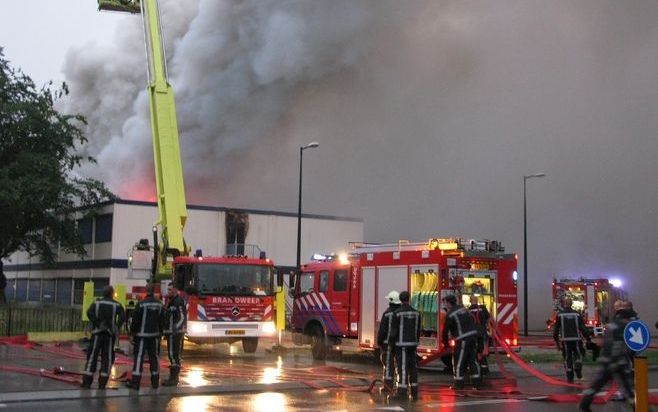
[290,237,519,360]
[548,277,628,336]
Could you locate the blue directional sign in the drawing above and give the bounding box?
[624,320,651,353]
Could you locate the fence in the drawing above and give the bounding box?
[0,304,86,337]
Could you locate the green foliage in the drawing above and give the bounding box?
[0,48,114,264]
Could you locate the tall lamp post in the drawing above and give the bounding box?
[296,142,320,276]
[523,172,545,337]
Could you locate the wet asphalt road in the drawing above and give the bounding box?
[0,338,654,411]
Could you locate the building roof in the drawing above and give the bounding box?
[97,198,364,223]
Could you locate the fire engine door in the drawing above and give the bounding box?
[327,269,349,334]
[585,285,596,324]
[360,267,376,347]
[410,265,439,349]
[376,266,408,323]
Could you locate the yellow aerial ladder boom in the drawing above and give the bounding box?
[98,0,189,281]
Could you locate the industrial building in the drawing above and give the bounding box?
[1,199,364,306]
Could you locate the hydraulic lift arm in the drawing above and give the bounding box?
[98,0,189,281]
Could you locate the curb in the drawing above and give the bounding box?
[0,378,367,404]
[27,332,86,343]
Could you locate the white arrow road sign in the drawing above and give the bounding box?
[629,327,644,345]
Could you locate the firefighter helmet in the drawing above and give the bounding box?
[385,290,401,304]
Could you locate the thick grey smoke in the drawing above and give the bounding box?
[63,0,658,328]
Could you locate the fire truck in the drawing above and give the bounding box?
[170,252,277,352]
[290,238,519,361]
[548,278,628,336]
[97,0,281,352]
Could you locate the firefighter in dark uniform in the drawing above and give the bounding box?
[162,282,187,386]
[442,294,481,389]
[578,302,635,412]
[389,291,421,401]
[126,284,165,390]
[377,290,401,393]
[82,285,125,389]
[468,295,491,376]
[552,296,591,383]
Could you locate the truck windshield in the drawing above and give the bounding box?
[195,263,272,296]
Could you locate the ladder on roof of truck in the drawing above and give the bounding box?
[349,238,505,255]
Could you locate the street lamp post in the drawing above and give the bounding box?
[523,172,545,337]
[296,142,319,277]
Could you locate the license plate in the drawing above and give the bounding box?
[225,330,245,335]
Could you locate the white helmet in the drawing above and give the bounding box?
[386,290,401,305]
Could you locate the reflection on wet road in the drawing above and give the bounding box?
[0,338,655,411]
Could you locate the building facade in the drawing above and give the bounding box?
[2,199,364,305]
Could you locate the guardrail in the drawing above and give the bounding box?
[0,304,85,336]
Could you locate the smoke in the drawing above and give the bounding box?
[62,0,658,327]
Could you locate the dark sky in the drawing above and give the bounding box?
[61,0,658,329]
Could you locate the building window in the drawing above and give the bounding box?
[93,278,110,296]
[73,279,86,305]
[28,279,41,302]
[319,271,329,293]
[73,278,110,306]
[334,270,348,292]
[77,218,93,244]
[56,279,72,306]
[42,279,55,303]
[15,279,27,301]
[95,214,113,243]
[4,279,15,301]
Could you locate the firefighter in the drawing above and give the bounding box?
[578,302,635,412]
[389,291,421,401]
[377,290,401,393]
[81,285,125,389]
[552,296,591,383]
[617,300,638,383]
[126,283,165,390]
[162,282,187,386]
[468,295,490,376]
[441,294,481,390]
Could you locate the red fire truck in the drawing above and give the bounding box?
[548,278,627,336]
[168,250,278,353]
[290,238,519,360]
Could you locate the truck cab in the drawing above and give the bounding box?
[290,254,359,359]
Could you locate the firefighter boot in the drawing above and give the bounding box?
[410,384,419,401]
[98,375,109,390]
[126,375,140,390]
[472,376,483,390]
[389,389,408,402]
[162,366,180,386]
[151,374,160,389]
[80,374,93,389]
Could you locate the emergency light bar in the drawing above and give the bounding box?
[311,253,354,263]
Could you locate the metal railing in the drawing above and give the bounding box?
[0,304,85,337]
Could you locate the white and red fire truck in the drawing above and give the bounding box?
[126,246,279,353]
[168,250,278,353]
[290,237,519,361]
[548,278,628,336]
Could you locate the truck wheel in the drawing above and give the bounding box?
[310,327,328,360]
[242,338,259,353]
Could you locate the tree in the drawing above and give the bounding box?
[0,48,114,264]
